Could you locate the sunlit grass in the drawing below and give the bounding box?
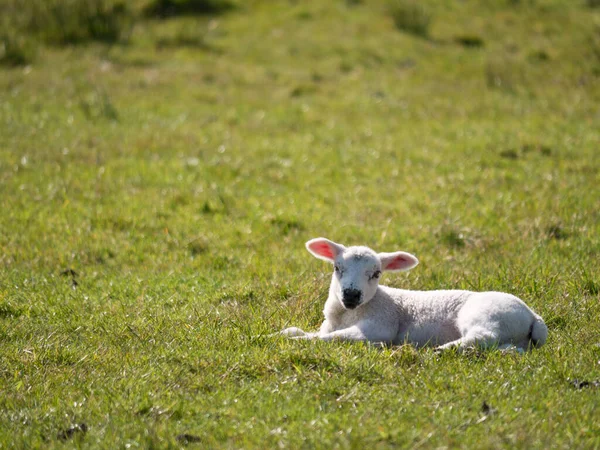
[1,0,600,447]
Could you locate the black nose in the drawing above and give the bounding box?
[342,289,361,309]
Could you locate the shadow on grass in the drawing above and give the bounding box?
[144,0,235,18]
[0,31,37,66]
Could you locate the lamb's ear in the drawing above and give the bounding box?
[379,252,419,272]
[306,238,345,262]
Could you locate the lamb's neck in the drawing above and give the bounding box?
[323,286,398,327]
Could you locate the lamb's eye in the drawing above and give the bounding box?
[370,270,381,280]
[334,265,341,274]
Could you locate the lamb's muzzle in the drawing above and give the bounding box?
[341,288,361,309]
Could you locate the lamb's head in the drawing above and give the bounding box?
[306,238,419,310]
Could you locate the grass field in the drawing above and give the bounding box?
[1,0,600,447]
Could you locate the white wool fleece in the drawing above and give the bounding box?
[279,238,547,352]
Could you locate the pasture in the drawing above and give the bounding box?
[1,0,599,447]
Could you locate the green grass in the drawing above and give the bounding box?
[1,0,600,447]
[1,0,134,49]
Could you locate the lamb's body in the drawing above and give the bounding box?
[281,238,548,352]
[319,286,547,350]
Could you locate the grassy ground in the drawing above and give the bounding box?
[1,0,600,447]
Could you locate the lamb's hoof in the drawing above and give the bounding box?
[434,343,455,354]
[279,327,306,337]
[370,341,390,349]
[499,345,525,355]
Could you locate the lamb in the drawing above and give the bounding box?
[280,238,548,352]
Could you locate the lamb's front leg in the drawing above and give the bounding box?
[294,324,393,346]
[317,326,367,342]
[283,319,334,340]
[278,327,310,337]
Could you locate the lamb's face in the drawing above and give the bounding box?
[332,247,381,310]
[305,237,419,310]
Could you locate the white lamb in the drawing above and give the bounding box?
[280,238,548,352]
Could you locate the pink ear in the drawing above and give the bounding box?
[309,242,335,259]
[305,238,344,262]
[379,251,419,272]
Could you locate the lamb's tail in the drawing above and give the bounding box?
[528,315,548,348]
